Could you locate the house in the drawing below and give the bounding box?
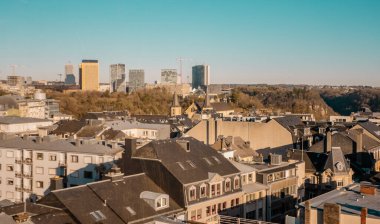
[351,121,380,143]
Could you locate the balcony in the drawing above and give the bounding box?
[58,161,67,167]
[24,158,32,165]
[23,188,32,193]
[15,186,23,192]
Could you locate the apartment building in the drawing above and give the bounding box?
[123,137,252,224]
[0,136,123,203]
[251,154,305,223]
[0,116,53,134]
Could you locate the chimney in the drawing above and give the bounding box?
[360,182,376,195]
[50,176,64,191]
[124,138,137,160]
[111,141,118,149]
[103,164,124,182]
[361,207,367,224]
[75,139,81,147]
[304,200,311,224]
[355,129,364,153]
[323,203,341,224]
[325,131,332,153]
[176,139,190,152]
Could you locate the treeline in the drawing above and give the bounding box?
[320,88,380,115]
[47,88,175,118]
[231,86,336,120]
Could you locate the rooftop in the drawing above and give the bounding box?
[0,116,51,124]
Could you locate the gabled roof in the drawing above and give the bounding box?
[133,137,240,184]
[41,173,182,224]
[273,116,304,134]
[51,120,86,135]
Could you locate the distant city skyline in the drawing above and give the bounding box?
[0,0,379,86]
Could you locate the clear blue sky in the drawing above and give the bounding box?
[0,0,379,86]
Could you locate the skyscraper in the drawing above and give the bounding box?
[161,69,178,84]
[192,65,210,89]
[64,64,76,85]
[128,69,145,92]
[79,60,99,91]
[110,64,126,93]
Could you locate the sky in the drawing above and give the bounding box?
[0,0,379,86]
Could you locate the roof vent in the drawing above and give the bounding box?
[176,139,190,152]
[270,154,282,165]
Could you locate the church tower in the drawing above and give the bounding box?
[170,92,182,116]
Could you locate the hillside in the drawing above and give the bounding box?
[320,88,380,115]
[231,86,337,120]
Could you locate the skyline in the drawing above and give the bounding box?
[0,0,380,86]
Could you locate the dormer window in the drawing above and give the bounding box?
[200,184,207,198]
[140,191,170,211]
[225,178,231,192]
[248,173,253,182]
[189,186,196,201]
[234,177,240,189]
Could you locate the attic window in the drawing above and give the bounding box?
[212,156,221,164]
[90,210,106,222]
[203,158,213,166]
[126,206,136,216]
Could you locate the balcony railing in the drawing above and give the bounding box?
[23,188,32,193]
[23,173,33,178]
[15,172,23,178]
[15,158,22,164]
[15,186,23,192]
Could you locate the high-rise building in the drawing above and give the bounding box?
[161,69,178,84]
[192,65,210,89]
[7,76,25,86]
[64,64,76,85]
[110,64,126,93]
[128,69,145,92]
[79,60,99,91]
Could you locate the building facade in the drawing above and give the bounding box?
[0,136,122,203]
[128,69,145,92]
[192,65,210,89]
[64,64,76,85]
[110,64,126,93]
[161,69,178,84]
[79,60,99,91]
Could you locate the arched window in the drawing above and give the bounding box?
[234,176,240,189]
[189,186,196,201]
[225,178,231,191]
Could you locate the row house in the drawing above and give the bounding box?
[0,135,122,203]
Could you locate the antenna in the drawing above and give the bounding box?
[176,57,192,84]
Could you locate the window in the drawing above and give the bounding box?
[48,168,56,175]
[212,156,221,164]
[90,211,106,222]
[84,171,93,179]
[191,210,196,221]
[99,157,104,163]
[49,154,57,161]
[212,205,216,215]
[235,198,239,205]
[6,165,13,171]
[71,155,78,163]
[197,208,202,220]
[177,162,186,170]
[203,157,213,166]
[206,206,211,216]
[7,179,14,185]
[241,175,246,184]
[337,180,344,187]
[200,184,206,198]
[231,199,235,207]
[36,153,44,160]
[222,202,227,209]
[84,156,92,164]
[189,186,196,201]
[234,177,240,189]
[6,151,14,158]
[36,181,44,188]
[70,170,79,178]
[248,173,253,182]
[187,160,196,168]
[225,179,231,191]
[36,167,44,174]
[156,197,169,209]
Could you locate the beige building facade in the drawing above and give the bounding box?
[79,60,99,91]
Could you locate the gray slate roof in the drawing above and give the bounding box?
[133,137,240,184]
[0,116,51,124]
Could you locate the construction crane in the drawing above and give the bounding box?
[176,57,192,84]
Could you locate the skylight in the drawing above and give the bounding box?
[177,162,186,170]
[187,160,196,168]
[212,156,221,164]
[126,206,136,216]
[203,157,213,166]
[90,210,106,222]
